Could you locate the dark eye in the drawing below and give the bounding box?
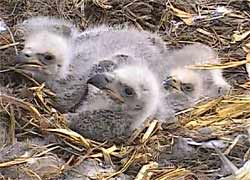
[44,54,54,61]
[123,86,135,96]
[135,104,142,110]
[181,83,194,93]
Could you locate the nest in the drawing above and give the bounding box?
[1,0,250,179]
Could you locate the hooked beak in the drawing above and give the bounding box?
[163,76,181,91]
[87,74,125,103]
[87,74,111,90]
[15,53,44,69]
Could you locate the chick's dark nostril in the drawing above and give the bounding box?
[24,53,31,58]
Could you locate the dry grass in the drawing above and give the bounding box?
[1,0,250,179]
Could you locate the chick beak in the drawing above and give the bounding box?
[15,53,43,68]
[163,76,181,91]
[87,74,111,89]
[87,74,125,103]
[105,89,125,104]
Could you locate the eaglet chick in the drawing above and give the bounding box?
[16,17,168,113]
[67,64,162,143]
[15,16,88,113]
[163,43,231,112]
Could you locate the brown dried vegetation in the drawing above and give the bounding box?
[1,0,250,179]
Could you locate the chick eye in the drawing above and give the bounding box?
[181,83,194,93]
[44,54,54,61]
[123,86,135,96]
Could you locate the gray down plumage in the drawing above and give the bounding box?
[67,64,164,143]
[162,43,231,111]
[16,16,87,112]
[16,17,169,113]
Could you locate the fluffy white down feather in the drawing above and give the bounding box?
[163,43,231,110]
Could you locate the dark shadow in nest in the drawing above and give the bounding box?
[223,65,248,87]
[83,0,166,31]
[0,47,30,90]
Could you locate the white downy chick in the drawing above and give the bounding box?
[16,17,169,115]
[20,16,79,39]
[67,64,162,143]
[16,16,78,81]
[15,16,87,113]
[163,43,231,111]
[73,24,168,82]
